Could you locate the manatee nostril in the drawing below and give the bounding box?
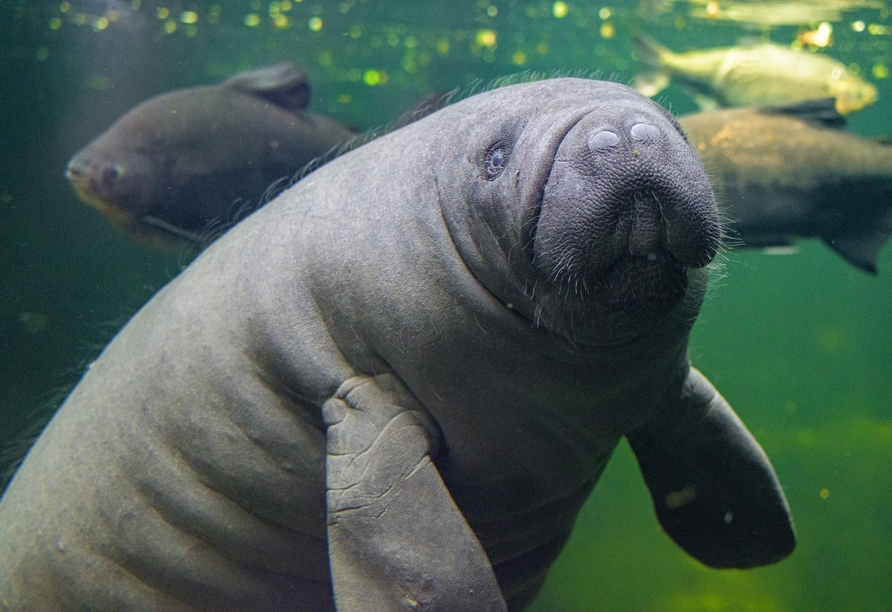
[588,130,619,152]
[630,123,661,143]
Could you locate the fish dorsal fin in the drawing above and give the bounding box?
[758,98,846,130]
[221,62,311,110]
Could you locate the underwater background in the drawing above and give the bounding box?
[0,0,890,610]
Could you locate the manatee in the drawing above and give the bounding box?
[65,63,359,245]
[0,78,794,611]
[680,98,892,273]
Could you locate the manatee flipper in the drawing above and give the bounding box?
[626,367,795,568]
[221,62,311,110]
[323,374,508,612]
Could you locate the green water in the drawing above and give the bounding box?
[1,1,890,610]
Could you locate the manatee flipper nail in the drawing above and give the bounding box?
[324,374,507,612]
[627,367,795,568]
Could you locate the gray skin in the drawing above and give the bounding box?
[65,63,359,245]
[0,78,795,611]
[680,98,892,273]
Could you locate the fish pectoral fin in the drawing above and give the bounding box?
[627,367,795,569]
[631,71,671,98]
[324,373,507,612]
[140,215,204,244]
[221,62,311,110]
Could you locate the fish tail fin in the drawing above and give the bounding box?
[632,34,673,97]
[631,71,671,98]
[822,207,892,274]
[633,33,672,71]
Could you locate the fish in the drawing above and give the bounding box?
[679,98,892,273]
[65,63,360,245]
[633,34,878,114]
[638,0,884,28]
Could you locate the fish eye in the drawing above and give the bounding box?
[101,164,122,186]
[483,144,508,180]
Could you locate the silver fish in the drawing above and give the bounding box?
[634,34,878,114]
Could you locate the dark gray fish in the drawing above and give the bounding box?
[65,63,359,245]
[680,98,892,273]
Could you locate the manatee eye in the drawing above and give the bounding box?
[483,144,508,180]
[101,164,122,187]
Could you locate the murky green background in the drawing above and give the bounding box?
[1,1,890,610]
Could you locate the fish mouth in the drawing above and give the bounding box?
[65,158,200,247]
[65,158,138,234]
[832,84,878,114]
[66,166,111,215]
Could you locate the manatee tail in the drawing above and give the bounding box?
[632,34,672,97]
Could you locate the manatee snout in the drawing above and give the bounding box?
[534,111,720,302]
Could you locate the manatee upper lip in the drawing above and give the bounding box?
[526,108,600,248]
